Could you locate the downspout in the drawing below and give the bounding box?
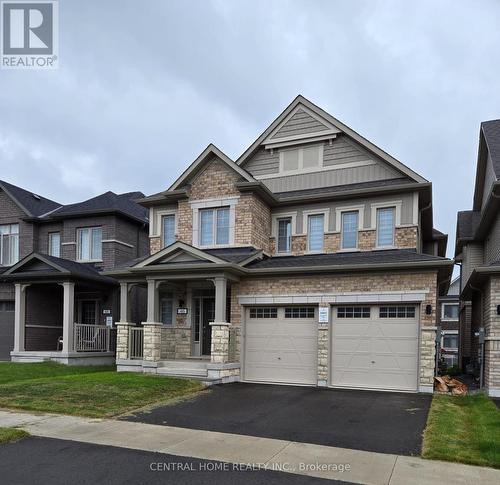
[419,200,432,254]
[469,281,485,390]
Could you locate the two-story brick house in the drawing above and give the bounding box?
[110,96,453,393]
[0,182,149,364]
[456,119,500,397]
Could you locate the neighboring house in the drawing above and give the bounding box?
[455,119,500,397]
[0,182,149,363]
[108,95,453,393]
[437,277,460,369]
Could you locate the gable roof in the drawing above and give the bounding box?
[0,180,61,217]
[49,191,148,224]
[2,253,116,284]
[237,95,428,184]
[168,144,256,191]
[482,120,500,179]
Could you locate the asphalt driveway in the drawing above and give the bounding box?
[124,383,432,456]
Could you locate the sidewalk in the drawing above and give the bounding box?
[0,409,498,485]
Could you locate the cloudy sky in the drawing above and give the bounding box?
[1,0,500,258]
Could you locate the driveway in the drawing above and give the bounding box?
[124,383,432,455]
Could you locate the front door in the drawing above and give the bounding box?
[202,298,215,355]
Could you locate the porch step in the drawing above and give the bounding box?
[157,360,208,371]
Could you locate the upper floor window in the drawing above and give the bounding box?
[77,227,102,262]
[277,217,292,253]
[308,214,324,252]
[162,214,176,248]
[279,145,322,174]
[377,207,395,247]
[341,211,358,250]
[199,207,230,246]
[0,224,19,266]
[48,232,61,258]
[442,303,459,321]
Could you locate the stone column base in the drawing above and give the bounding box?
[142,322,162,362]
[116,322,133,360]
[210,322,230,364]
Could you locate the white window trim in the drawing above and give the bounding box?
[48,232,61,257]
[0,223,19,266]
[149,208,177,237]
[370,201,401,249]
[161,213,177,248]
[302,209,329,254]
[271,212,297,255]
[335,205,364,252]
[441,302,459,321]
[76,227,103,263]
[191,197,238,249]
[278,144,324,176]
[441,330,459,350]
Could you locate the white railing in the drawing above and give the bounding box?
[129,327,144,360]
[74,324,111,352]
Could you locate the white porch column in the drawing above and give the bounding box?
[61,282,75,353]
[119,282,130,323]
[214,276,227,323]
[13,283,28,352]
[146,279,159,323]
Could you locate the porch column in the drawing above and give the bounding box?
[146,279,159,323]
[210,276,230,363]
[13,283,28,352]
[61,282,75,353]
[119,282,130,323]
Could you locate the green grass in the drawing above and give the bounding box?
[423,393,500,468]
[0,362,203,418]
[0,427,29,444]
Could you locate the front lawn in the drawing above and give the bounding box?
[0,427,29,444]
[0,362,203,418]
[423,393,500,468]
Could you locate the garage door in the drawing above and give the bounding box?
[244,306,317,385]
[331,305,419,391]
[0,301,15,361]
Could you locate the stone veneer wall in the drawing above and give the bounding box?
[268,226,418,256]
[230,270,438,390]
[483,276,500,394]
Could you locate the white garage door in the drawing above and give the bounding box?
[331,305,419,391]
[244,306,317,385]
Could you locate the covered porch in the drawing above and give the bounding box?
[4,254,118,365]
[112,243,244,384]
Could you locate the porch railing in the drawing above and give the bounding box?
[74,324,113,352]
[129,327,144,360]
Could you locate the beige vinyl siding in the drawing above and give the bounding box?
[262,162,401,193]
[274,193,414,234]
[482,152,497,210]
[271,108,329,139]
[323,137,372,167]
[462,243,484,286]
[485,212,500,264]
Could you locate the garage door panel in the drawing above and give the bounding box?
[332,305,419,392]
[244,308,317,385]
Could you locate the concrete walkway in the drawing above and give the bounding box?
[0,409,498,485]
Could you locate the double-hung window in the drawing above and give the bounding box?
[160,294,174,326]
[162,214,176,248]
[199,207,230,246]
[341,211,358,250]
[0,224,19,266]
[77,227,102,261]
[308,214,324,252]
[377,207,395,247]
[48,232,61,257]
[277,217,292,253]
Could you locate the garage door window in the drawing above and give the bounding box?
[337,307,370,318]
[379,306,415,318]
[285,307,315,318]
[249,307,278,319]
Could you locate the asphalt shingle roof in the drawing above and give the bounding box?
[482,120,500,179]
[50,191,148,223]
[204,247,260,263]
[245,249,449,269]
[0,180,61,217]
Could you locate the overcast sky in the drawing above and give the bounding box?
[1,0,500,259]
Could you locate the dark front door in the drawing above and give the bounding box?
[202,298,215,356]
[0,301,15,361]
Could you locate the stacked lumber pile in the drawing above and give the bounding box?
[434,375,468,395]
